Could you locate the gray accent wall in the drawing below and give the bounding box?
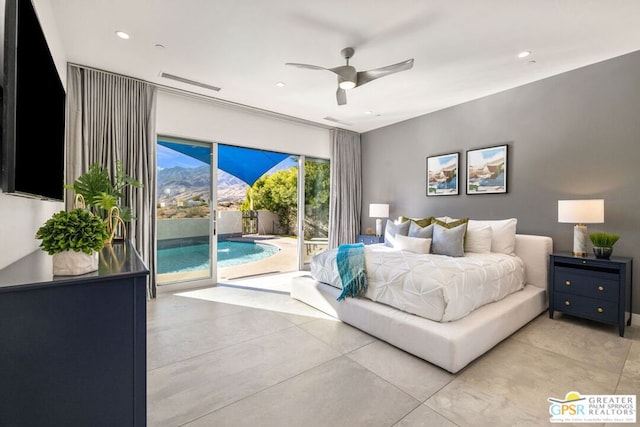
[361,50,640,315]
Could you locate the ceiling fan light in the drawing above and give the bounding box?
[339,80,356,90]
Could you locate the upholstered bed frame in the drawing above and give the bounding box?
[291,234,553,373]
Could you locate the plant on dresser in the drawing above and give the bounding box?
[66,161,142,242]
[35,208,110,276]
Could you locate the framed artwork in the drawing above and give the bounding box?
[466,144,508,194]
[426,152,459,196]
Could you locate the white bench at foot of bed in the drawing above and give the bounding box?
[291,234,553,374]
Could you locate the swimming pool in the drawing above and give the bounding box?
[157,240,280,274]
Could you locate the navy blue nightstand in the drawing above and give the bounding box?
[357,234,384,245]
[548,252,633,336]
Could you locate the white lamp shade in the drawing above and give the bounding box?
[369,203,389,218]
[558,199,604,224]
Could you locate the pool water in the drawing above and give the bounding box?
[157,240,279,274]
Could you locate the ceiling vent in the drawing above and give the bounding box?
[160,72,221,92]
[323,116,352,126]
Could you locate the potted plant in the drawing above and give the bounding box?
[65,161,142,242]
[36,208,110,275]
[589,232,620,259]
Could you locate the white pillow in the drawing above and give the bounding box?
[467,218,517,255]
[464,225,492,254]
[394,234,432,254]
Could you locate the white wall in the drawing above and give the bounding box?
[0,196,62,268]
[157,91,331,159]
[32,0,66,84]
[0,0,66,269]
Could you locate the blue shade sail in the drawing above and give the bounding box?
[158,140,290,185]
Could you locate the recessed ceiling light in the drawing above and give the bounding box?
[517,51,531,59]
[364,111,373,115]
[155,43,165,49]
[528,60,537,65]
[275,82,286,87]
[115,31,130,40]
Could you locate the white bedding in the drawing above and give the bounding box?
[311,244,526,322]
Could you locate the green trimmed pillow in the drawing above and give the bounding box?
[408,221,434,239]
[399,216,435,228]
[432,217,469,229]
[432,217,469,244]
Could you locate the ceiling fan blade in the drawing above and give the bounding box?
[336,88,347,106]
[329,65,357,81]
[356,58,414,87]
[285,63,331,71]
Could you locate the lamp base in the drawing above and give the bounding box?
[375,218,383,237]
[573,224,588,257]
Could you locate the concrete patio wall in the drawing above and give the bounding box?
[157,210,284,240]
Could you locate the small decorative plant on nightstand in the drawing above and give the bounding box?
[589,231,620,259]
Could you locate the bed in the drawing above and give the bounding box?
[291,232,553,373]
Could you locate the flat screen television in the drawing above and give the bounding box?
[1,0,66,201]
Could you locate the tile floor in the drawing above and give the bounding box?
[147,272,640,427]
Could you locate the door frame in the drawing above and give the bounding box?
[156,136,218,293]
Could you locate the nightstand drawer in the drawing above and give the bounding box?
[357,235,384,245]
[554,267,618,302]
[553,292,618,324]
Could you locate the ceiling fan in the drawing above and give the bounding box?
[286,47,414,106]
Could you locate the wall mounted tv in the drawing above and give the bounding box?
[1,0,65,201]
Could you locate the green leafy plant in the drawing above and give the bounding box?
[65,161,142,222]
[589,232,620,248]
[36,209,110,255]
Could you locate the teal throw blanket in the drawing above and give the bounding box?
[336,243,368,301]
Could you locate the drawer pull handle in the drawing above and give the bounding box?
[597,285,604,291]
[565,280,571,286]
[597,307,604,313]
[565,300,571,306]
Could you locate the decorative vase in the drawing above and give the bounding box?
[593,247,613,260]
[52,250,99,276]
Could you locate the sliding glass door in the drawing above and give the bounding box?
[300,156,330,268]
[156,138,217,286]
[155,138,330,286]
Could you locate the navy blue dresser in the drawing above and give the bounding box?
[0,242,148,426]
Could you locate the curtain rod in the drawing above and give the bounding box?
[67,62,338,132]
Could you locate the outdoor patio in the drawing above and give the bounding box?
[218,235,298,280]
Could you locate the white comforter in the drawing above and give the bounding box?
[310,244,526,322]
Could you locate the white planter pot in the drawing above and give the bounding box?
[52,250,99,276]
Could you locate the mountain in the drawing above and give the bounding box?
[157,166,248,204]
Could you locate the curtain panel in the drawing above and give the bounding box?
[66,65,158,298]
[328,129,362,249]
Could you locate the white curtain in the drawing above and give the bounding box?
[66,64,158,298]
[328,129,362,249]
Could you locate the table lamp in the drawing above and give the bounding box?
[369,203,389,237]
[558,199,604,256]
